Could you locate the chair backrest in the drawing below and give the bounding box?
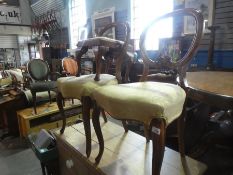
[27,59,50,81]
[139,8,204,86]
[62,57,78,76]
[97,22,131,83]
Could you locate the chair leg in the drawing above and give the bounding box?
[57,92,66,134]
[150,118,166,175]
[31,91,37,114]
[122,120,128,132]
[92,102,103,164]
[100,108,107,123]
[48,91,51,104]
[178,106,190,175]
[144,123,150,142]
[81,96,92,158]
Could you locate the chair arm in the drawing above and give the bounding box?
[49,72,62,80]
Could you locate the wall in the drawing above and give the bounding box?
[0,0,32,35]
[85,0,130,21]
[181,0,233,69]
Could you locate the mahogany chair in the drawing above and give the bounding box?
[56,21,131,158]
[61,57,79,76]
[91,8,204,175]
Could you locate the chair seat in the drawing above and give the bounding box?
[30,81,57,92]
[57,74,118,99]
[93,82,186,125]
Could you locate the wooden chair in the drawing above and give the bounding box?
[56,21,131,158]
[91,8,204,175]
[27,59,59,114]
[61,56,79,76]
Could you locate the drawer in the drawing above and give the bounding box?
[57,139,89,175]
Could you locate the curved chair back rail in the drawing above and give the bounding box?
[139,8,204,84]
[98,22,131,83]
[27,59,50,81]
[62,57,79,76]
[77,22,131,83]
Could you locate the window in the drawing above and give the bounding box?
[70,0,87,49]
[131,0,173,50]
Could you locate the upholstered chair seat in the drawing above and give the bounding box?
[93,81,185,125]
[30,81,57,92]
[57,74,117,99]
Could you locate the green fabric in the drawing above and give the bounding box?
[29,60,49,80]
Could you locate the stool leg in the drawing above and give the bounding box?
[41,162,46,175]
[57,92,66,134]
[101,108,107,123]
[48,91,51,104]
[31,90,37,114]
[122,120,128,132]
[144,123,150,142]
[178,106,190,175]
[92,102,103,164]
[81,96,92,157]
[150,118,166,175]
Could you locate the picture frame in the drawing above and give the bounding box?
[92,7,115,38]
[184,0,214,34]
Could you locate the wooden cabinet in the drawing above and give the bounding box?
[17,101,82,137]
[54,119,207,175]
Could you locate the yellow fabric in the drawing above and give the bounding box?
[0,77,12,87]
[93,82,186,125]
[57,74,118,99]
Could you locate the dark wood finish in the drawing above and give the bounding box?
[57,22,131,158]
[92,8,204,175]
[150,118,166,175]
[207,26,220,70]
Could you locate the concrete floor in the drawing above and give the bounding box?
[0,136,42,175]
[1,120,233,175]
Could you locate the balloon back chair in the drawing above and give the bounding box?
[27,59,58,114]
[62,56,79,76]
[56,21,131,158]
[92,8,204,175]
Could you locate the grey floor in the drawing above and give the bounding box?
[0,135,42,175]
[1,119,233,175]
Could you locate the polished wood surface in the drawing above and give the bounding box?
[186,71,233,97]
[54,119,207,175]
[17,100,82,137]
[186,71,233,109]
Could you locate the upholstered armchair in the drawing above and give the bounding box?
[27,59,59,114]
[56,21,131,158]
[91,9,204,175]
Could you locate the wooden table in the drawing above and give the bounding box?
[186,71,233,109]
[0,89,25,139]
